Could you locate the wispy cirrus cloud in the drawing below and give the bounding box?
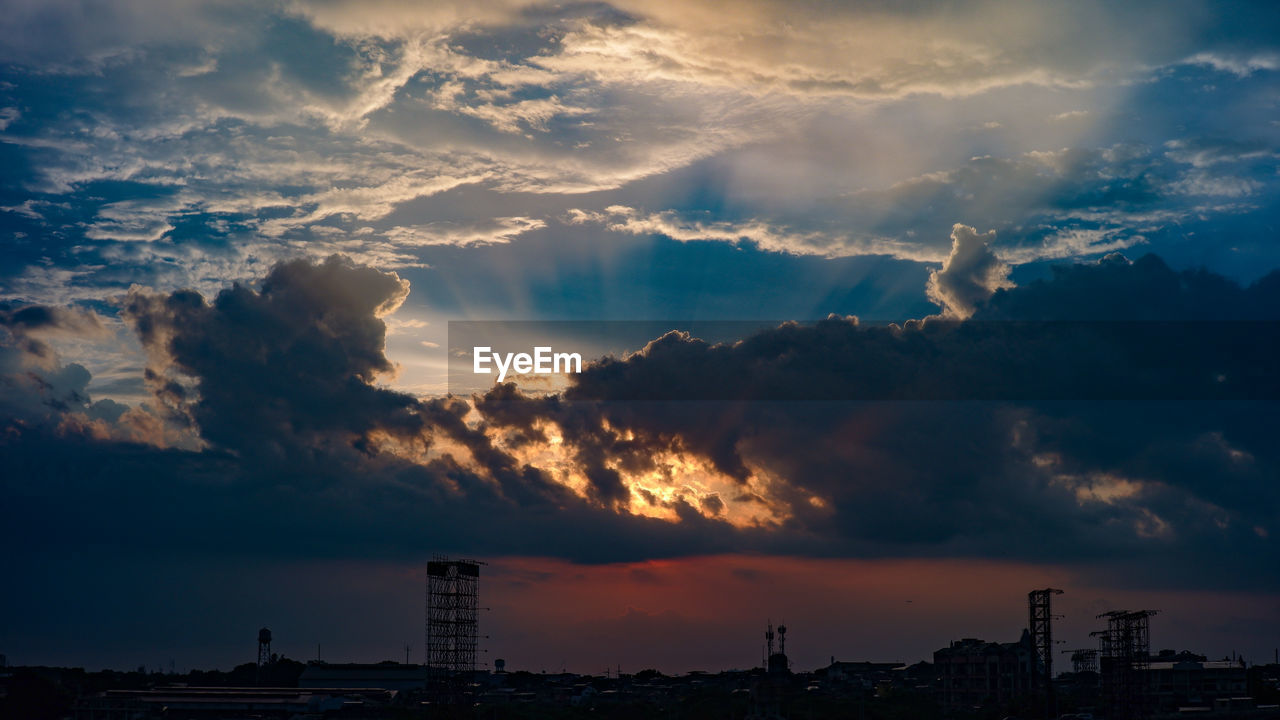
[565,205,941,261]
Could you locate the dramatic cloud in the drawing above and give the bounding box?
[2,0,1279,672]
[474,253,1279,590]
[4,256,783,571]
[3,0,1278,310]
[121,256,418,459]
[4,253,1278,590]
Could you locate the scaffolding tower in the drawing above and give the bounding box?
[426,556,482,708]
[1029,588,1064,719]
[1096,609,1157,720]
[1063,648,1099,674]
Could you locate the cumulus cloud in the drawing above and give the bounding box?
[4,256,768,568]
[468,253,1280,589]
[3,253,1279,591]
[120,255,419,460]
[104,255,762,538]
[2,0,1280,581]
[926,224,1013,318]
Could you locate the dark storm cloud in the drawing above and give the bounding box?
[116,255,666,513]
[4,254,1278,590]
[982,252,1280,321]
[476,253,1280,587]
[4,255,763,566]
[121,255,424,462]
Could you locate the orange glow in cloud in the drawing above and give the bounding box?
[490,419,789,526]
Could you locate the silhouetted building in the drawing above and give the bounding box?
[821,660,907,696]
[1053,668,1101,711]
[934,631,1034,711]
[1147,658,1246,710]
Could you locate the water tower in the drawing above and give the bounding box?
[257,627,272,684]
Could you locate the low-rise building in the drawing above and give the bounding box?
[934,631,1034,711]
[1148,659,1247,710]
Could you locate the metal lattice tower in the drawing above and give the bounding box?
[1096,609,1157,720]
[426,556,482,707]
[763,622,774,667]
[256,628,272,685]
[1029,588,1064,718]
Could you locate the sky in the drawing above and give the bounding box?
[1,0,1279,674]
